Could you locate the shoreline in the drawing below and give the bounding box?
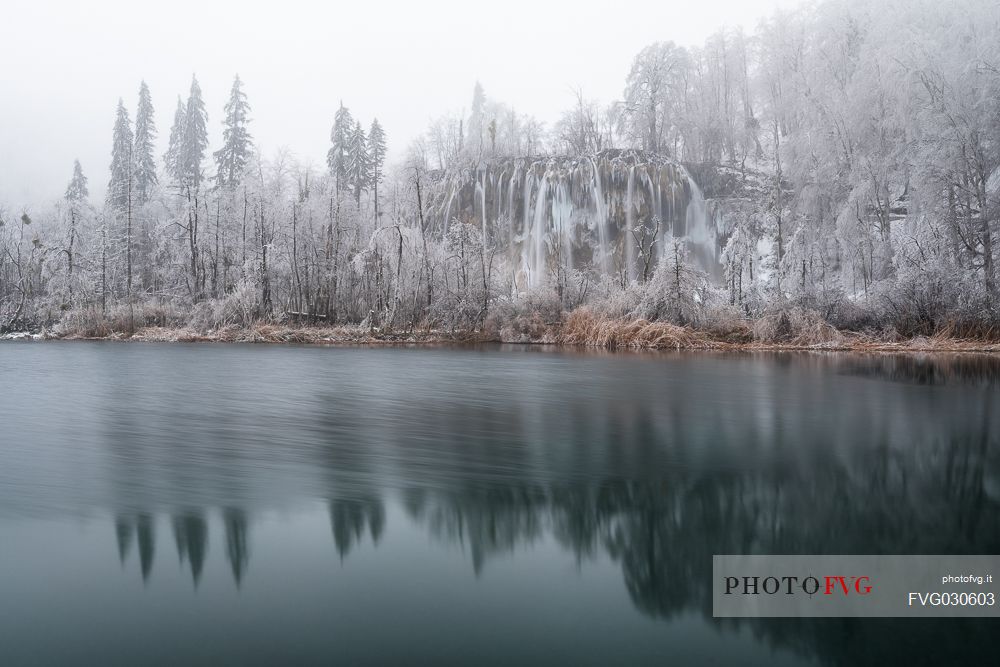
[5,324,1000,354]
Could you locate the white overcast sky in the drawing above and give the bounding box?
[0,0,802,207]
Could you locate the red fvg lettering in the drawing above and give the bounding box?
[722,575,873,596]
[823,575,873,595]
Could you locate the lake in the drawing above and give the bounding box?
[1,342,998,666]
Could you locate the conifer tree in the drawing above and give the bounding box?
[180,75,209,189]
[327,102,354,194]
[63,159,89,302]
[214,74,253,188]
[134,81,158,204]
[65,159,89,203]
[108,99,134,211]
[368,119,387,221]
[347,120,370,204]
[468,81,486,156]
[164,96,186,183]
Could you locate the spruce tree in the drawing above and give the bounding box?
[468,81,486,156]
[108,99,134,211]
[180,75,209,189]
[326,102,354,194]
[164,96,186,183]
[214,74,253,188]
[368,119,387,221]
[134,81,158,204]
[347,120,370,204]
[65,159,89,203]
[64,160,88,304]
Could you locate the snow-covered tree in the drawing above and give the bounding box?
[327,102,354,194]
[467,81,487,158]
[65,159,89,204]
[62,159,89,303]
[134,81,157,204]
[164,96,186,184]
[368,119,387,222]
[214,74,253,188]
[180,75,209,189]
[347,120,370,204]
[622,42,689,155]
[107,99,133,212]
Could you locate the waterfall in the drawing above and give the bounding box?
[680,169,723,281]
[431,149,721,289]
[589,156,611,275]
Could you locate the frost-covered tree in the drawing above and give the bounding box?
[107,99,134,212]
[180,75,209,189]
[368,119,387,222]
[214,74,253,188]
[65,159,89,204]
[133,81,158,204]
[427,113,464,169]
[164,96,186,184]
[327,102,354,194]
[622,42,689,155]
[62,159,89,303]
[554,89,612,155]
[5,0,1000,341]
[467,81,487,158]
[347,120,370,204]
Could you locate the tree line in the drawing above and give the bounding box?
[2,0,998,339]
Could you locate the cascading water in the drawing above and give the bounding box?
[431,149,722,289]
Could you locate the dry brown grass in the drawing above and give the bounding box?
[47,308,1000,353]
[122,323,492,346]
[558,308,728,350]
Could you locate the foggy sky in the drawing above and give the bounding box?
[0,0,799,207]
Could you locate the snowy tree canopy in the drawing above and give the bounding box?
[134,81,158,205]
[214,75,253,189]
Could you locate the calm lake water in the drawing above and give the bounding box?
[1,342,998,666]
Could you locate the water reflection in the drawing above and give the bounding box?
[94,427,1000,662]
[2,344,999,665]
[329,495,385,559]
[172,512,209,585]
[224,508,250,585]
[99,421,1000,612]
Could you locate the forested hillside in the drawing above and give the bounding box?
[2,0,998,346]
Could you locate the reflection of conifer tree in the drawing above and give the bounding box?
[419,485,546,575]
[172,512,209,585]
[550,486,601,563]
[368,501,386,545]
[401,487,428,520]
[136,513,156,582]
[224,508,250,586]
[115,515,134,565]
[328,496,385,560]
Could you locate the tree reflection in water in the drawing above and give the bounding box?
[85,349,998,666]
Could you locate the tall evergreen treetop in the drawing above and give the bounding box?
[367,119,387,188]
[180,75,209,189]
[108,99,134,211]
[164,96,186,183]
[347,120,370,203]
[134,81,158,204]
[214,74,253,188]
[368,119,387,220]
[468,81,487,154]
[327,102,355,193]
[65,159,89,203]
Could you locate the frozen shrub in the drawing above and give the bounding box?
[187,280,259,332]
[751,306,843,345]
